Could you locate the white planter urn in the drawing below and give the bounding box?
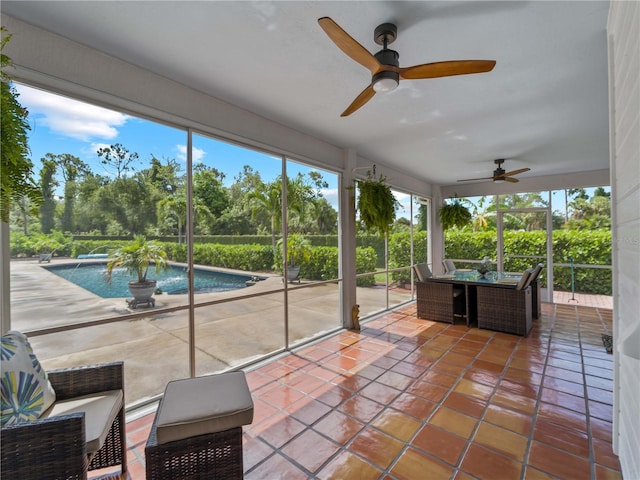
[286,266,301,284]
[127,280,157,308]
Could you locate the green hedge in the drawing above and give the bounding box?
[444,229,612,295]
[10,229,611,294]
[272,244,377,286]
[389,231,428,284]
[190,243,274,271]
[357,235,386,268]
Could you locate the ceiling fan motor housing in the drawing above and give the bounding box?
[373,22,400,91]
[373,49,400,91]
[374,49,399,66]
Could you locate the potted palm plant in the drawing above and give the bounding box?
[106,235,168,308]
[277,233,311,283]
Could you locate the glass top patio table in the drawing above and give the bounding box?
[430,270,522,285]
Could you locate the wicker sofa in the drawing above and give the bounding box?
[1,361,127,479]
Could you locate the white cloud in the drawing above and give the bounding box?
[16,84,128,141]
[176,144,205,163]
[88,143,112,158]
[321,188,340,210]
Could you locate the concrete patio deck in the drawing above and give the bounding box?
[9,258,412,405]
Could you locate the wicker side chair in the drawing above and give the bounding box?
[1,361,127,480]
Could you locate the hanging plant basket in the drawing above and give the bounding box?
[439,198,472,230]
[356,171,399,237]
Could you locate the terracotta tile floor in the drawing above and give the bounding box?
[93,302,622,479]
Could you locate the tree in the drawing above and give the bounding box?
[93,173,157,235]
[594,186,610,199]
[97,143,139,179]
[45,153,90,232]
[247,179,282,248]
[414,201,428,232]
[311,198,338,234]
[391,217,411,233]
[566,193,611,230]
[230,165,263,203]
[482,193,549,231]
[149,156,183,194]
[157,195,187,243]
[472,196,494,232]
[212,205,255,235]
[193,164,230,218]
[1,27,41,223]
[74,172,110,233]
[156,187,214,242]
[38,157,58,233]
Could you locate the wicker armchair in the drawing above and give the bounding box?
[476,284,533,336]
[416,281,466,324]
[1,361,127,480]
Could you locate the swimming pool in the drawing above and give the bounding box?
[46,262,253,298]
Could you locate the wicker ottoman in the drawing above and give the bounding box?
[145,372,254,479]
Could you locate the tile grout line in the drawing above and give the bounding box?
[578,305,596,480]
[446,327,514,479]
[520,302,556,479]
[381,322,469,478]
[333,315,443,478]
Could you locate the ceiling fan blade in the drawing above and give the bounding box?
[399,60,496,80]
[318,17,382,75]
[341,84,376,117]
[457,176,493,182]
[503,167,531,177]
[504,176,519,183]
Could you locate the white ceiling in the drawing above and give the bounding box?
[1,1,610,186]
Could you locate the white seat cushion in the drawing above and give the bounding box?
[41,389,123,454]
[156,371,254,445]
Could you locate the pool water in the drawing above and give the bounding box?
[46,262,252,298]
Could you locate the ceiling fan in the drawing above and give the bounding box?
[317,17,496,117]
[458,159,531,183]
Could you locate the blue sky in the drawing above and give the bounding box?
[17,84,295,183]
[16,83,346,205]
[16,82,422,217]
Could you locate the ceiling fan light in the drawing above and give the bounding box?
[372,69,399,93]
[373,76,399,92]
[493,178,505,184]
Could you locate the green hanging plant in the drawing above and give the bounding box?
[356,171,400,237]
[1,27,42,223]
[439,197,472,230]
